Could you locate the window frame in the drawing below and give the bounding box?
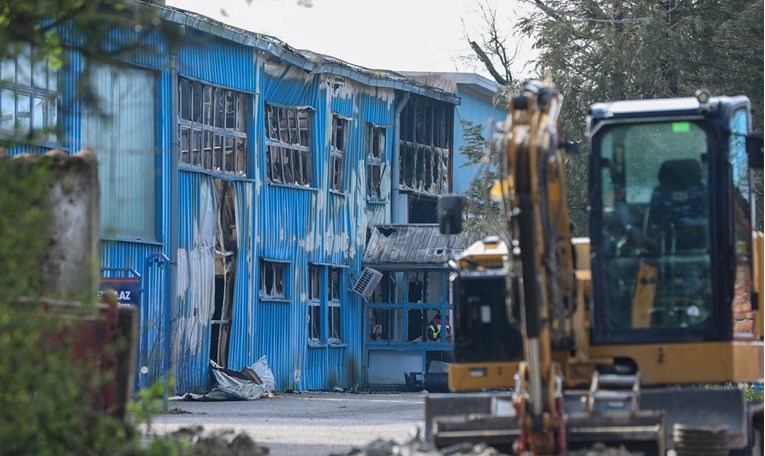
[178,78,248,176]
[260,260,289,301]
[330,114,349,192]
[328,266,342,343]
[399,97,451,195]
[308,264,322,343]
[307,263,345,345]
[265,103,313,187]
[0,43,59,145]
[367,125,386,201]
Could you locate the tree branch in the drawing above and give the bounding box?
[470,40,509,86]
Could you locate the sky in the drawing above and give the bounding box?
[165,0,536,81]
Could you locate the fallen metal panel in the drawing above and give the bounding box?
[363,224,469,265]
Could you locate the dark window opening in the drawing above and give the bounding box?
[260,260,286,299]
[408,194,438,223]
[265,104,312,186]
[399,97,450,194]
[331,115,347,192]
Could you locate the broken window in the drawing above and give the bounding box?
[399,96,451,195]
[308,264,321,342]
[178,78,248,175]
[0,43,58,143]
[330,115,348,192]
[260,260,287,299]
[307,264,343,344]
[368,307,403,342]
[211,180,238,367]
[367,125,386,200]
[265,103,312,187]
[369,272,393,303]
[328,267,342,343]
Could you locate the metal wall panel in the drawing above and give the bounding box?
[254,71,398,390]
[255,301,292,391]
[452,88,507,194]
[227,180,256,369]
[100,241,166,383]
[175,170,216,393]
[178,30,257,93]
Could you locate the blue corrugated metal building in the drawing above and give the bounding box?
[2,3,506,393]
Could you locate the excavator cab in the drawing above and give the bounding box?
[588,94,762,348]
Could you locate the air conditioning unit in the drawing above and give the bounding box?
[352,267,383,299]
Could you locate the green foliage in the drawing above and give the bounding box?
[129,376,174,429]
[745,384,764,403]
[0,159,52,301]
[495,0,765,233]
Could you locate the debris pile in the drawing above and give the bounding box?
[164,426,269,456]
[335,436,507,456]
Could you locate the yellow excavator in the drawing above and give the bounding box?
[428,80,764,454]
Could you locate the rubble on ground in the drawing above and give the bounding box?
[163,426,270,455]
[334,436,507,456]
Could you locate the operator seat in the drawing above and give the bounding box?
[645,158,708,253]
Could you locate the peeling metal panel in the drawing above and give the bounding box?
[363,225,469,265]
[227,180,256,369]
[175,170,217,393]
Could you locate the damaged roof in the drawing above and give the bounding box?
[153,2,460,104]
[363,224,471,266]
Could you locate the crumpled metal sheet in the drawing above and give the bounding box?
[205,356,276,401]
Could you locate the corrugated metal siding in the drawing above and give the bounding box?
[178,30,256,93]
[255,301,292,390]
[61,51,82,152]
[175,170,216,392]
[452,88,507,194]
[254,71,397,390]
[100,241,167,383]
[83,64,158,241]
[227,180,256,368]
[363,224,470,265]
[156,69,172,246]
[104,27,168,69]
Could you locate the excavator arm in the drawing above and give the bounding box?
[489,80,576,454]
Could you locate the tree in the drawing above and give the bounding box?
[468,0,764,233]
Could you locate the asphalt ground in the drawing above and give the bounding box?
[149,391,427,456]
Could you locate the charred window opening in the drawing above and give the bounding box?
[408,194,438,223]
[367,125,386,200]
[265,103,312,187]
[330,115,347,192]
[369,272,394,303]
[210,180,239,367]
[307,264,343,344]
[308,264,321,342]
[0,43,58,143]
[328,267,342,343]
[260,260,286,299]
[399,96,451,194]
[179,78,247,175]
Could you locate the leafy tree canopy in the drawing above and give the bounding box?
[467,0,764,233]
